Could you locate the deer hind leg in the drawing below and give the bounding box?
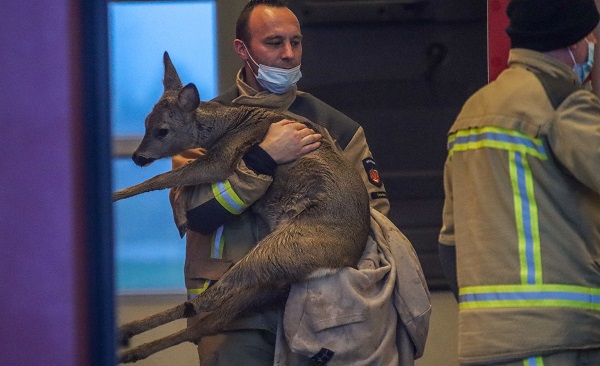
[118,302,193,347]
[119,223,356,363]
[185,223,356,317]
[118,323,200,364]
[118,287,287,364]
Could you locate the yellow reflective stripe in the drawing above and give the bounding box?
[211,180,248,215]
[459,284,600,311]
[210,225,225,259]
[187,281,210,300]
[448,126,547,159]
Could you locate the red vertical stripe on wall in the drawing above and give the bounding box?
[488,0,511,82]
[593,0,600,96]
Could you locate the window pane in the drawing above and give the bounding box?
[109,1,217,293]
[113,159,185,292]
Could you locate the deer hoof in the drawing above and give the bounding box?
[177,223,188,238]
[118,349,139,364]
[118,329,133,348]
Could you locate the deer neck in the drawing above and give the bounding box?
[234,106,281,138]
[192,105,274,149]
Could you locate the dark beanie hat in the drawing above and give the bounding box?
[506,0,600,52]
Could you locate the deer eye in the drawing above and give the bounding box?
[155,128,169,140]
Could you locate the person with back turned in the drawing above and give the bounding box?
[439,0,600,364]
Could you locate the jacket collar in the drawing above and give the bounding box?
[508,48,580,86]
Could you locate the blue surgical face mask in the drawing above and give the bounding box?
[243,44,302,94]
[569,38,595,84]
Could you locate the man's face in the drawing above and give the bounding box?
[245,5,302,70]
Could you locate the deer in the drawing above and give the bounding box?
[113,51,371,363]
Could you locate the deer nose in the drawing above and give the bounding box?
[132,152,154,167]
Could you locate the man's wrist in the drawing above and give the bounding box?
[243,144,277,175]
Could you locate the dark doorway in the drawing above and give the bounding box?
[290,0,488,289]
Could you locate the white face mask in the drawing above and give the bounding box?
[569,38,595,84]
[243,44,302,94]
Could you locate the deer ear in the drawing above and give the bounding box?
[163,51,183,92]
[179,83,200,113]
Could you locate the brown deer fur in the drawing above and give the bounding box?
[113,52,370,363]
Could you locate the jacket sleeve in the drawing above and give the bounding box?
[170,148,273,235]
[438,154,455,246]
[438,151,459,300]
[342,126,390,216]
[550,91,600,194]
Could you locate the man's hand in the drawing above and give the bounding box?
[259,119,322,164]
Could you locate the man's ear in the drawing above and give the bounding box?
[568,43,578,52]
[233,39,249,61]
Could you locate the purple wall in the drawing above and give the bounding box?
[0,2,88,365]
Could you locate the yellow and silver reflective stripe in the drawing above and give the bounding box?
[447,127,600,311]
[459,284,600,310]
[448,126,547,159]
[450,126,547,286]
[211,180,248,215]
[510,151,542,285]
[211,225,225,259]
[524,356,544,366]
[187,280,210,300]
[186,226,226,300]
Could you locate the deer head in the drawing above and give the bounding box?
[132,51,202,167]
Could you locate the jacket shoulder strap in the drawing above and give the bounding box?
[529,69,581,110]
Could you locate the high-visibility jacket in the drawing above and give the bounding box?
[439,49,600,364]
[171,74,389,329]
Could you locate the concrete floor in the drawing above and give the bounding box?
[117,291,459,365]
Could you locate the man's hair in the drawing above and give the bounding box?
[235,0,289,45]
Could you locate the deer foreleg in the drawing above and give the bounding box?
[113,154,237,202]
[113,169,188,201]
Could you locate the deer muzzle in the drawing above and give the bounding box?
[132,152,156,167]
